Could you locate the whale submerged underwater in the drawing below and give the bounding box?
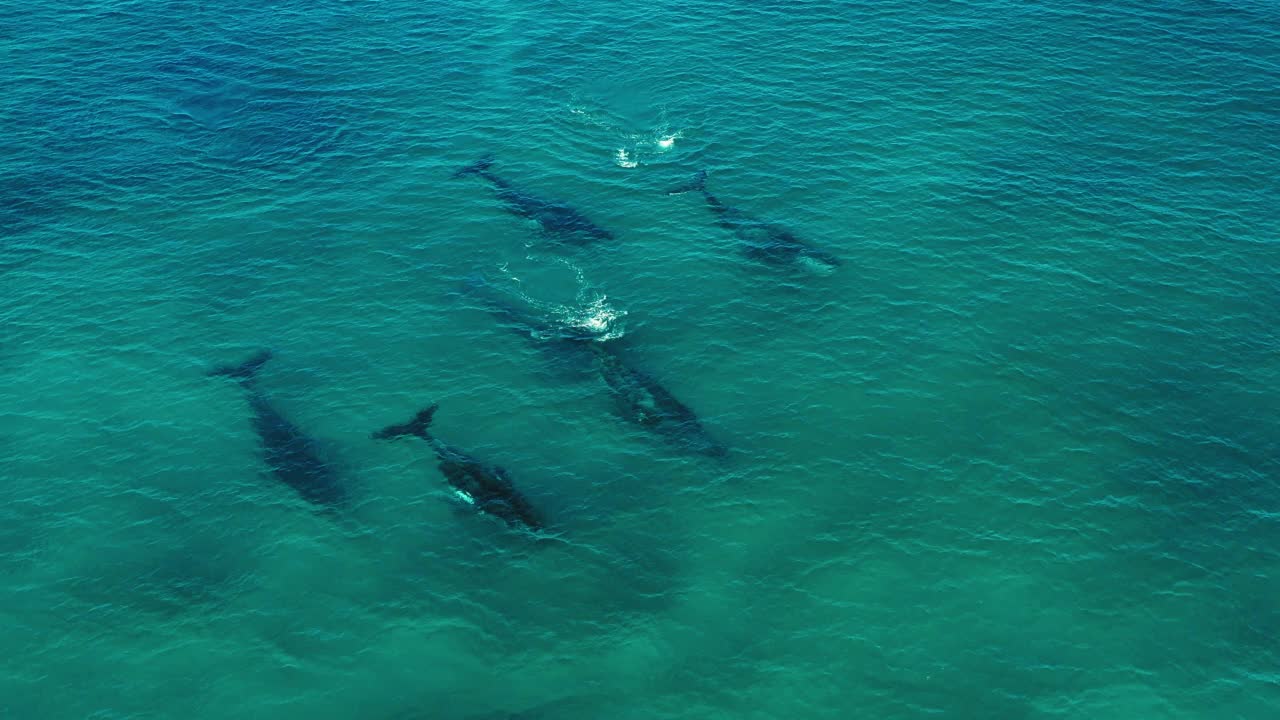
[669,169,841,274]
[455,156,615,245]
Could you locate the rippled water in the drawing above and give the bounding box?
[3,1,1279,718]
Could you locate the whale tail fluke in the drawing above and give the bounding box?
[373,404,439,441]
[666,169,707,195]
[453,155,495,178]
[208,350,273,383]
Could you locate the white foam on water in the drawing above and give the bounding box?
[552,258,628,339]
[561,293,627,341]
[615,148,638,168]
[495,259,628,340]
[564,98,683,168]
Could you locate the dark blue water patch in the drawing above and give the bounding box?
[0,249,41,275]
[0,172,64,240]
[0,163,133,249]
[155,42,350,172]
[2,97,193,245]
[45,536,250,623]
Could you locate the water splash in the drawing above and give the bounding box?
[498,258,628,341]
[615,148,639,169]
[559,292,627,341]
[568,98,683,169]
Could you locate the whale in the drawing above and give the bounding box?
[374,404,545,532]
[461,278,725,456]
[668,169,840,273]
[587,341,727,458]
[455,156,614,245]
[462,278,726,457]
[209,350,346,507]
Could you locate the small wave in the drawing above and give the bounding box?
[567,99,615,129]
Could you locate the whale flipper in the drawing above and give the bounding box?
[372,404,439,440]
[207,349,273,383]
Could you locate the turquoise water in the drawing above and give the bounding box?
[3,0,1279,717]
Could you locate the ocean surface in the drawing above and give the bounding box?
[3,0,1278,717]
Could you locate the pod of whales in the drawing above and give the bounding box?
[192,157,800,538]
[209,350,346,507]
[374,404,546,532]
[455,156,615,245]
[669,169,841,273]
